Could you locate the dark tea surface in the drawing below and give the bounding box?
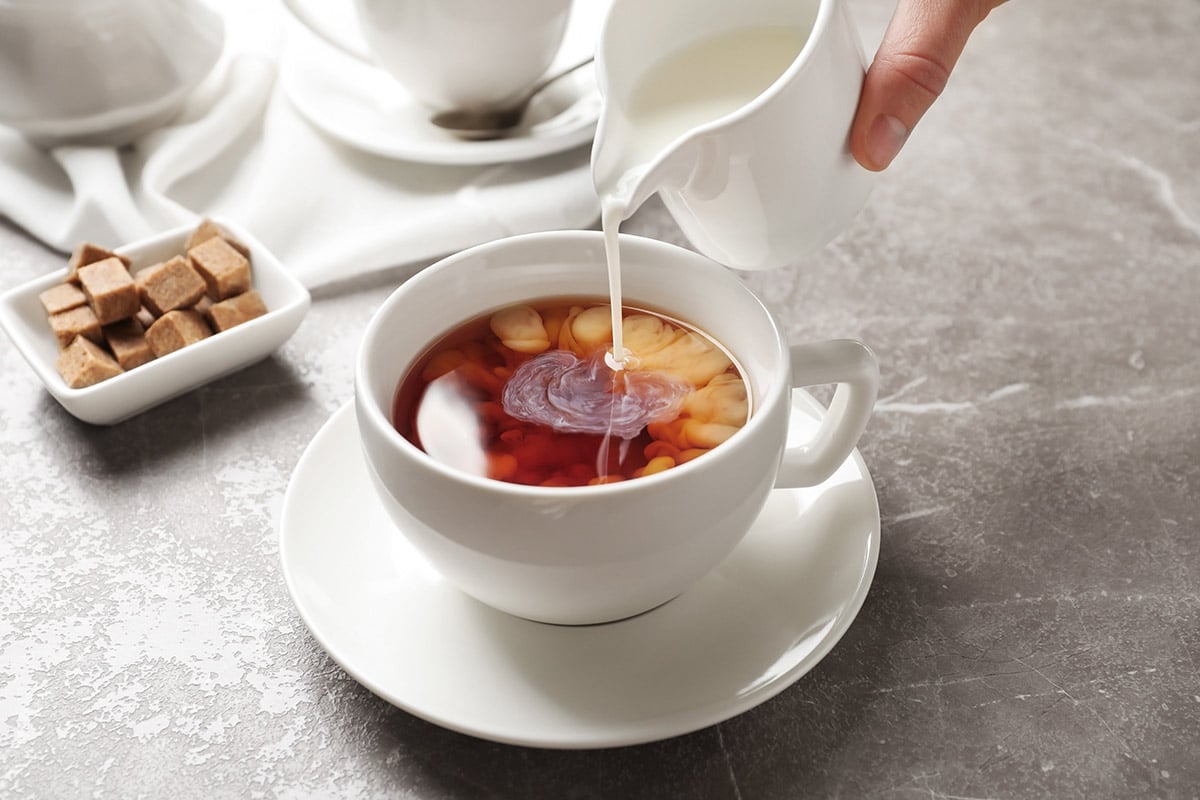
[392,298,749,486]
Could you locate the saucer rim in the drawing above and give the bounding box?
[279,398,880,749]
[279,29,600,166]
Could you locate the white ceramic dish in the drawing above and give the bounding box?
[279,398,880,749]
[0,218,310,425]
[279,3,602,165]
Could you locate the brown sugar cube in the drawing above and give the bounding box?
[55,336,123,388]
[38,283,88,315]
[188,237,251,301]
[135,306,157,329]
[48,305,103,349]
[78,257,140,325]
[193,295,213,317]
[66,242,130,283]
[103,318,156,370]
[186,218,251,260]
[205,290,268,332]
[145,309,211,357]
[136,255,207,316]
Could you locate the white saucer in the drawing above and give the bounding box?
[279,9,602,166]
[279,396,880,749]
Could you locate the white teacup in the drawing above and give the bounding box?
[0,0,224,145]
[355,231,878,625]
[283,0,574,112]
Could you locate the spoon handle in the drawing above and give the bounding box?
[525,55,595,102]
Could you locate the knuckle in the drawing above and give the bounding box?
[879,50,953,100]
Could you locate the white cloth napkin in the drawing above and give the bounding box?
[0,0,604,288]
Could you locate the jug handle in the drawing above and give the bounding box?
[280,0,373,63]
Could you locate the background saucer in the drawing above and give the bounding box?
[279,3,603,165]
[279,395,881,748]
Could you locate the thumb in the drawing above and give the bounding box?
[850,0,1000,171]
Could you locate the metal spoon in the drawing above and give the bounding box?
[430,56,595,140]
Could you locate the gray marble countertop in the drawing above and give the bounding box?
[2,0,1197,797]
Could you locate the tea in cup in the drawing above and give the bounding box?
[355,231,877,625]
[282,0,574,112]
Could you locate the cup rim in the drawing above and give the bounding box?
[354,230,791,499]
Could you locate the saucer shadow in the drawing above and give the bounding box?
[331,568,924,799]
[334,604,911,799]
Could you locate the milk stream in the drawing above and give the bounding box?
[602,198,627,368]
[593,25,806,476]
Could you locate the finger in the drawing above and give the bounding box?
[850,0,1001,171]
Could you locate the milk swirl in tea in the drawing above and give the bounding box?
[393,299,749,486]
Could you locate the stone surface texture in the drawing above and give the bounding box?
[1,0,1197,797]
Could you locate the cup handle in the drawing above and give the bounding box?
[775,339,879,489]
[280,0,374,63]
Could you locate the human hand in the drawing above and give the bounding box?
[850,0,1007,171]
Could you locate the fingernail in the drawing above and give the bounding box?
[866,114,908,169]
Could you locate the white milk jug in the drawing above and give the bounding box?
[591,0,874,270]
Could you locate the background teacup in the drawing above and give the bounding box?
[0,0,224,146]
[354,230,878,625]
[283,0,575,112]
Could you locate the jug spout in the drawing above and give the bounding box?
[591,105,704,222]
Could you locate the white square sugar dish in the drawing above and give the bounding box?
[0,218,310,425]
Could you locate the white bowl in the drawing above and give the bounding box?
[0,218,310,425]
